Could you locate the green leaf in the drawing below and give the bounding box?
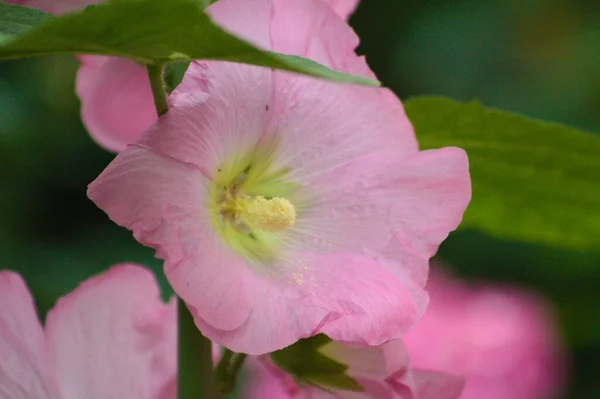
[404,96,600,250]
[0,2,52,39]
[271,335,363,393]
[0,0,378,86]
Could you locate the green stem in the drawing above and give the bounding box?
[215,349,248,396]
[146,63,169,117]
[178,299,218,399]
[229,353,248,386]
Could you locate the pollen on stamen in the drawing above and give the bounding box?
[235,196,296,232]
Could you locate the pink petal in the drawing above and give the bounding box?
[389,148,471,260]
[76,56,157,153]
[270,0,365,72]
[0,272,59,398]
[290,147,469,290]
[263,0,417,184]
[142,61,272,176]
[320,0,360,19]
[192,253,426,354]
[371,148,470,288]
[87,146,256,331]
[310,255,427,346]
[266,80,417,185]
[45,264,176,399]
[288,155,399,257]
[207,0,273,49]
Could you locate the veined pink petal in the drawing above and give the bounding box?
[87,146,256,331]
[388,148,471,260]
[76,56,157,153]
[143,62,272,176]
[191,253,426,354]
[45,265,176,399]
[265,0,417,182]
[0,272,59,399]
[308,254,427,347]
[320,0,360,19]
[291,148,469,289]
[380,148,471,287]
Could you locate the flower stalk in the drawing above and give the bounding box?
[215,348,248,395]
[146,63,169,117]
[146,61,219,399]
[178,299,219,399]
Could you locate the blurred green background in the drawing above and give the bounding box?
[1,0,599,397]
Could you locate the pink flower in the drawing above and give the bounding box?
[403,269,566,399]
[0,264,176,399]
[88,0,471,354]
[246,339,464,399]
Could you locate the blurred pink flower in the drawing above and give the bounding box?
[403,269,565,399]
[0,264,176,399]
[88,0,470,355]
[246,339,464,399]
[5,0,362,152]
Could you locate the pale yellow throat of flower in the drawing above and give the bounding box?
[234,196,296,232]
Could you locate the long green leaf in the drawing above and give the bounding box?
[0,1,377,86]
[405,96,600,250]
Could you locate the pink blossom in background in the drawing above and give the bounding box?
[0,265,176,399]
[403,269,565,399]
[88,0,471,355]
[245,339,464,399]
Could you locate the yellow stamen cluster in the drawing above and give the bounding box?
[234,196,296,232]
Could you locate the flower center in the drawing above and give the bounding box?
[235,196,296,232]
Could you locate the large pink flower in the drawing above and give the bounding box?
[246,339,464,399]
[0,265,176,399]
[403,268,566,399]
[88,0,471,354]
